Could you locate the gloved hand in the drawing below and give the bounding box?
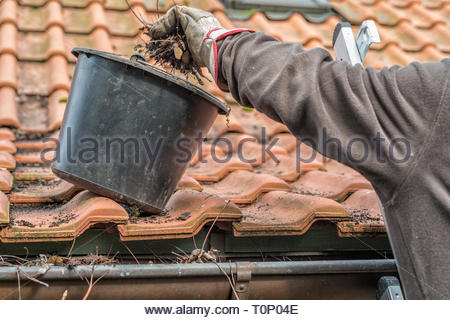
[149,6,253,90]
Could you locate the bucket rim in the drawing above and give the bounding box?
[71,47,230,115]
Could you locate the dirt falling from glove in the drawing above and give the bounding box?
[135,24,207,85]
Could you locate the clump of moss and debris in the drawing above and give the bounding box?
[127,1,207,85]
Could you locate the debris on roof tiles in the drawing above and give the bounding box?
[233,190,349,237]
[338,189,386,237]
[118,189,242,241]
[290,170,373,200]
[202,170,291,204]
[0,191,9,225]
[0,191,129,242]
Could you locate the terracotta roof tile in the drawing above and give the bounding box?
[0,128,15,141]
[187,155,253,182]
[13,166,55,182]
[0,139,17,154]
[0,22,17,56]
[0,87,19,128]
[0,151,16,170]
[256,153,324,182]
[0,53,18,89]
[47,89,68,131]
[291,170,373,200]
[0,0,18,26]
[270,133,298,153]
[0,190,129,242]
[324,159,363,176]
[233,191,349,237]
[0,190,9,224]
[118,189,242,241]
[338,189,386,237]
[207,109,245,138]
[202,170,290,204]
[8,180,81,204]
[190,143,226,165]
[176,175,203,192]
[0,169,14,192]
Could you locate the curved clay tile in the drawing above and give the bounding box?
[325,160,363,177]
[343,189,382,219]
[104,8,141,37]
[406,46,448,62]
[338,189,386,236]
[218,132,258,151]
[0,151,16,170]
[90,2,109,31]
[0,128,15,141]
[46,0,64,29]
[388,0,419,8]
[118,189,241,241]
[0,87,19,128]
[287,14,323,45]
[0,23,17,56]
[233,190,348,237]
[0,190,129,243]
[47,55,70,94]
[15,135,58,152]
[364,43,413,68]
[187,155,253,182]
[0,190,9,224]
[232,140,288,167]
[92,28,113,52]
[422,0,448,10]
[190,143,226,165]
[332,0,376,24]
[207,112,245,138]
[47,89,68,131]
[14,152,46,165]
[290,170,373,201]
[214,11,235,29]
[191,0,225,12]
[406,3,446,29]
[8,180,82,204]
[388,21,436,52]
[0,169,13,192]
[47,25,66,58]
[372,1,410,26]
[0,53,18,89]
[13,166,55,182]
[176,175,203,192]
[256,154,324,182]
[0,0,17,26]
[0,139,17,154]
[420,24,450,53]
[202,170,290,204]
[270,133,298,153]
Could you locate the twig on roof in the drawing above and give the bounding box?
[67,236,77,258]
[201,200,230,253]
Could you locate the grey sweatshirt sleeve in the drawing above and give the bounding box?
[217,32,449,204]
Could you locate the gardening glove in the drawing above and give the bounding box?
[149,6,253,90]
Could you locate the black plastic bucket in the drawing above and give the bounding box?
[52,47,229,213]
